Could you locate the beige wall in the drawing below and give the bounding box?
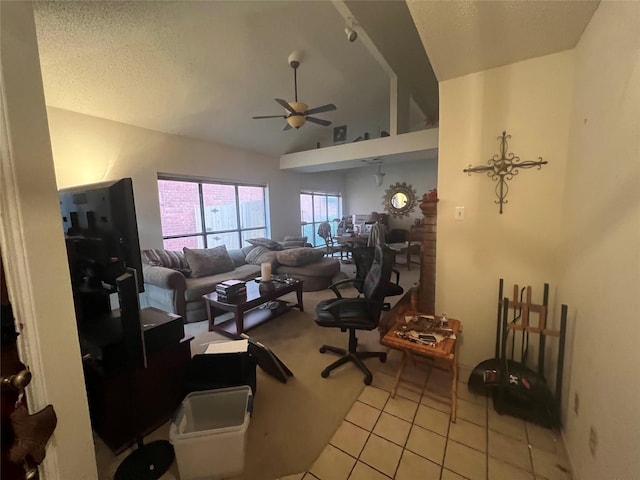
[438,3,640,477]
[47,107,345,249]
[437,50,574,368]
[343,157,438,230]
[559,2,640,479]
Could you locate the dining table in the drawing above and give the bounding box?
[334,234,369,248]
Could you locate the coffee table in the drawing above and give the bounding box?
[381,313,462,422]
[204,279,303,336]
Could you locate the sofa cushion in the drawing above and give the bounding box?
[246,238,283,250]
[184,264,261,301]
[142,249,191,276]
[281,235,308,249]
[183,245,235,278]
[275,258,341,292]
[245,246,279,269]
[280,241,304,249]
[227,248,247,268]
[283,235,308,243]
[276,247,324,267]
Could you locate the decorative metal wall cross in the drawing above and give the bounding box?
[464,131,547,213]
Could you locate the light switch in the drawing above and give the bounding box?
[455,206,465,220]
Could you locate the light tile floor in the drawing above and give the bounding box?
[278,350,572,480]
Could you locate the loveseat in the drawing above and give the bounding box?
[142,240,341,323]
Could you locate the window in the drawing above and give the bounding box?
[300,192,342,246]
[158,177,267,250]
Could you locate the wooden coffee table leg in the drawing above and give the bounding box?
[235,308,244,335]
[296,283,304,312]
[391,350,408,398]
[206,300,214,331]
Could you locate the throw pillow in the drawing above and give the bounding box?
[283,235,308,243]
[227,248,248,268]
[246,238,283,251]
[276,247,325,267]
[279,240,305,249]
[142,249,191,276]
[183,245,235,278]
[245,246,279,269]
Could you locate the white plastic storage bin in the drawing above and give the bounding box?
[169,386,252,480]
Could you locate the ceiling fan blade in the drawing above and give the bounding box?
[252,115,287,119]
[306,116,331,127]
[304,104,337,115]
[275,98,297,114]
[283,123,292,131]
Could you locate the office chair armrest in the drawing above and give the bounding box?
[392,268,400,285]
[328,278,363,298]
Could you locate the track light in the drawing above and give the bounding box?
[345,18,357,42]
[345,26,357,42]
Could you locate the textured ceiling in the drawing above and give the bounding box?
[33,1,599,163]
[407,0,600,81]
[33,1,433,159]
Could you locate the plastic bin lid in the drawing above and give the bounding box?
[174,386,251,435]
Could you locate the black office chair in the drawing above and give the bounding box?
[314,245,394,385]
[352,246,404,310]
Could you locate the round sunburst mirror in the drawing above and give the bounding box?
[382,182,417,217]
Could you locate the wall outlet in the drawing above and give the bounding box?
[573,392,579,415]
[589,426,598,456]
[455,206,465,221]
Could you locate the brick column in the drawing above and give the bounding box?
[418,198,438,314]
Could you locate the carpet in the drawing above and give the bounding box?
[186,287,384,480]
[95,263,419,479]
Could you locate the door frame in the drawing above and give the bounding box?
[0,2,98,478]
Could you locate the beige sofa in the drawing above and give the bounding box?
[142,244,341,323]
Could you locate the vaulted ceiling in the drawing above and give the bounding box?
[32,1,599,161]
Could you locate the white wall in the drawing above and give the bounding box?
[47,108,345,248]
[559,2,640,479]
[437,50,573,368]
[343,158,438,229]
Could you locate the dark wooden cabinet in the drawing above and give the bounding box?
[83,334,193,454]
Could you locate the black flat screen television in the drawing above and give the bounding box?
[59,178,144,293]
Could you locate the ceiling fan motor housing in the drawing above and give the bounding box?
[288,50,302,69]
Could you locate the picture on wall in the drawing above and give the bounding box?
[333,125,347,143]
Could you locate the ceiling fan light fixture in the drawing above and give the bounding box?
[287,115,306,129]
[286,101,308,128]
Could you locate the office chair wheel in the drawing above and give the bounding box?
[380,353,387,363]
[364,375,372,385]
[319,346,327,354]
[321,369,330,378]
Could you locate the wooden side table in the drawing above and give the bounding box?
[381,314,462,422]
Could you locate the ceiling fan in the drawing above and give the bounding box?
[252,51,337,130]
